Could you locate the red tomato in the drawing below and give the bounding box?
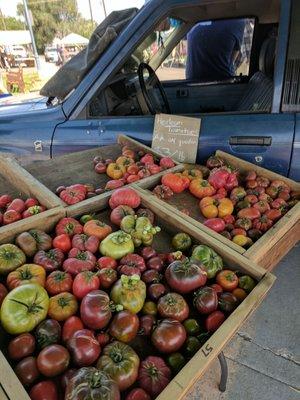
[29,380,58,400]
[45,271,73,296]
[37,344,70,377]
[25,198,39,208]
[0,194,12,208]
[60,186,86,205]
[80,290,112,330]
[127,174,140,183]
[97,256,118,270]
[109,188,141,209]
[7,198,25,213]
[67,329,101,367]
[15,356,39,385]
[109,310,139,343]
[72,271,100,299]
[157,293,189,322]
[98,268,118,289]
[55,218,83,237]
[126,388,151,400]
[205,310,226,332]
[8,333,36,360]
[138,356,171,397]
[53,234,72,253]
[96,332,110,347]
[0,283,8,306]
[151,319,186,353]
[210,283,223,296]
[165,259,207,294]
[3,209,22,224]
[204,218,226,233]
[62,316,84,342]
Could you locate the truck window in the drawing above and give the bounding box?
[157,18,255,82]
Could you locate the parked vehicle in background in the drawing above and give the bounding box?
[44,47,59,63]
[0,0,299,181]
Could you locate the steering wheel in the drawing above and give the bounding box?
[138,62,171,115]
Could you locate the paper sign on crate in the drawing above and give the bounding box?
[152,113,201,163]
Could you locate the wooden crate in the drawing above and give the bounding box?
[24,134,183,215]
[0,190,275,400]
[0,156,64,242]
[134,150,300,271]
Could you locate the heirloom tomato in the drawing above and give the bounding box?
[189,179,216,199]
[147,283,166,301]
[167,352,185,374]
[55,217,83,237]
[165,259,207,293]
[216,270,239,291]
[204,217,226,232]
[237,207,261,220]
[109,188,141,209]
[48,292,78,321]
[172,233,192,251]
[157,293,189,322]
[3,209,22,224]
[72,271,100,299]
[34,248,64,272]
[205,310,225,332]
[194,286,218,314]
[111,275,146,314]
[0,283,7,305]
[138,356,171,397]
[182,168,203,181]
[30,380,58,400]
[80,290,112,330]
[15,356,39,385]
[110,205,135,226]
[200,197,234,218]
[67,329,100,367]
[183,319,201,335]
[1,284,49,334]
[107,163,126,179]
[97,341,140,391]
[109,310,139,343]
[238,275,256,293]
[53,234,72,253]
[252,215,273,232]
[37,344,70,377]
[100,231,135,260]
[62,316,84,342]
[161,173,186,193]
[45,271,73,295]
[126,388,151,400]
[0,244,26,275]
[65,367,120,400]
[83,220,112,240]
[206,155,224,169]
[191,245,223,279]
[63,248,96,275]
[230,186,247,202]
[232,288,247,302]
[8,333,35,360]
[139,315,155,336]
[120,254,146,273]
[35,319,61,349]
[218,292,239,313]
[142,301,157,316]
[151,319,186,353]
[265,209,282,221]
[60,186,86,205]
[253,200,270,214]
[98,268,118,289]
[28,229,52,251]
[15,231,37,257]
[7,198,25,213]
[97,256,117,270]
[235,218,252,231]
[208,168,238,191]
[7,264,46,290]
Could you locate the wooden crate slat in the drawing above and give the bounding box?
[0,156,64,208]
[0,352,30,400]
[157,272,276,400]
[0,385,9,400]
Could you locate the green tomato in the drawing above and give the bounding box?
[191,245,223,279]
[1,284,49,334]
[110,275,146,314]
[167,352,185,373]
[184,336,201,357]
[0,244,26,275]
[238,275,256,293]
[183,319,201,335]
[80,214,95,224]
[172,233,192,252]
[100,231,134,260]
[142,301,157,316]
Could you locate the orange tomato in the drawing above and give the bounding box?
[106,163,126,179]
[182,169,203,181]
[7,264,46,290]
[232,288,247,302]
[83,220,112,240]
[216,270,239,291]
[48,292,78,321]
[127,164,139,175]
[199,197,234,218]
[189,179,216,199]
[116,156,134,169]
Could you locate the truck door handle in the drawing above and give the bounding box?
[229,136,272,146]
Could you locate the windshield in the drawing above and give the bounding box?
[123,18,181,72]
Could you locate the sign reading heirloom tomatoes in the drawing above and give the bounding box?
[152,113,201,163]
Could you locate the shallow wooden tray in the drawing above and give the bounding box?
[134,150,300,271]
[0,190,275,400]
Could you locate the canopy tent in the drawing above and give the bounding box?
[61,33,89,46]
[0,31,31,46]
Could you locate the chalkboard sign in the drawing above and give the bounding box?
[152,114,201,163]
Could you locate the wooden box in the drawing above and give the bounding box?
[134,150,300,271]
[24,134,183,216]
[0,156,63,244]
[0,190,275,400]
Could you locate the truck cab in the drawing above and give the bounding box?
[0,0,299,180]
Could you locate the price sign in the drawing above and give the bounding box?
[152,113,201,163]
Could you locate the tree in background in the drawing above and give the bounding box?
[0,15,25,31]
[17,0,96,53]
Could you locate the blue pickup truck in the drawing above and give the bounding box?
[0,0,299,180]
